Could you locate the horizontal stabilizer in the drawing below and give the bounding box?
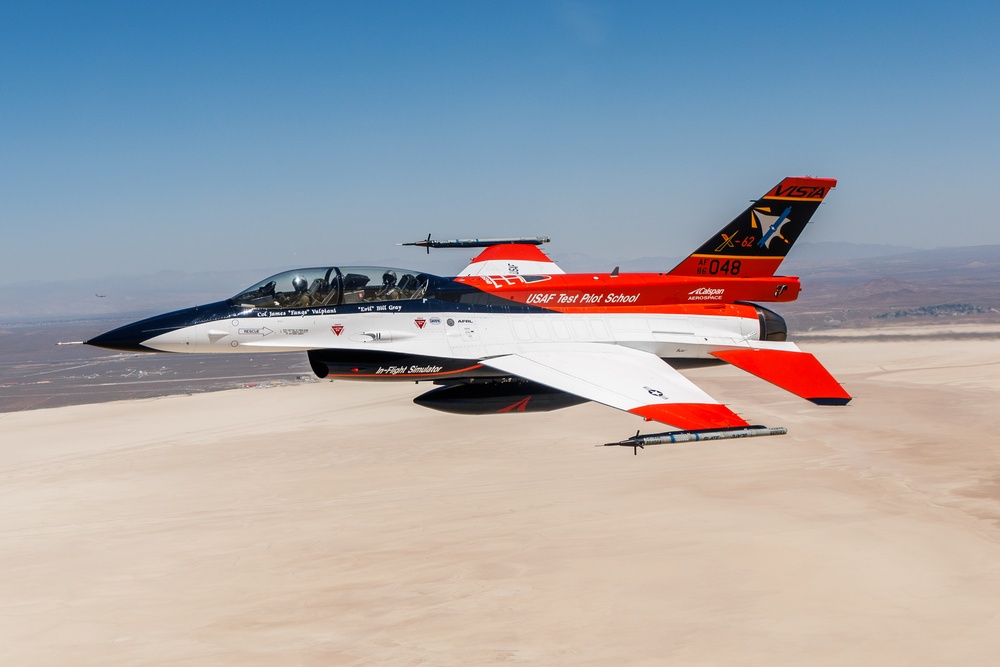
[710,349,851,405]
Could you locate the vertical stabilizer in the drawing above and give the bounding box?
[457,244,566,276]
[669,176,837,278]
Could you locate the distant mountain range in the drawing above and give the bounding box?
[781,245,1000,329]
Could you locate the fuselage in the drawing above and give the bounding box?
[87,264,798,382]
[84,177,850,430]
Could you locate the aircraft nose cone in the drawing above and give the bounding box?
[85,301,233,353]
[86,320,165,352]
[85,304,210,353]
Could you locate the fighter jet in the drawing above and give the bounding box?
[86,177,850,449]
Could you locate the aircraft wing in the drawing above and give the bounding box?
[480,343,748,430]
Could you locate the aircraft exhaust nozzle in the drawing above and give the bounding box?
[753,305,788,342]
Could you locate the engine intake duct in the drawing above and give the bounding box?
[414,379,588,415]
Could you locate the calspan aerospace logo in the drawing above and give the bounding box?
[688,287,725,301]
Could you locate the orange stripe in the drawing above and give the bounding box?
[628,403,748,430]
[685,253,785,260]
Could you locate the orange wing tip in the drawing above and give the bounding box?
[628,403,749,430]
[711,349,851,404]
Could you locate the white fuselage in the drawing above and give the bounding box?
[143,308,797,371]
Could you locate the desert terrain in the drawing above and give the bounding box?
[2,332,1000,665]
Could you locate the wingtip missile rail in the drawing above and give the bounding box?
[400,234,551,253]
[603,425,788,454]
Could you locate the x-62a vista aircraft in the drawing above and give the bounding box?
[87,177,850,451]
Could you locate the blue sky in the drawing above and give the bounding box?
[2,1,998,286]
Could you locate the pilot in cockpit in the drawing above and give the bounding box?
[284,275,311,307]
[376,271,397,300]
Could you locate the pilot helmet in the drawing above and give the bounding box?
[292,275,308,293]
[382,270,397,287]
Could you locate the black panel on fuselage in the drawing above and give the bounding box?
[307,349,502,381]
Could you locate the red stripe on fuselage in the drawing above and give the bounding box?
[455,273,800,312]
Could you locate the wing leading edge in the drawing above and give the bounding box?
[480,343,748,431]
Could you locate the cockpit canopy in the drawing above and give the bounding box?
[229,267,440,310]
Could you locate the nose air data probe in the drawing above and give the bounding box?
[86,177,850,451]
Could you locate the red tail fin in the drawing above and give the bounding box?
[669,176,837,278]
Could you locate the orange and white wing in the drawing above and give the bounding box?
[481,343,747,430]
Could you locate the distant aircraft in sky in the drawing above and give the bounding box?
[86,177,849,451]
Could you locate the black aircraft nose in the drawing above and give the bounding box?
[85,320,161,352]
[85,302,230,353]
